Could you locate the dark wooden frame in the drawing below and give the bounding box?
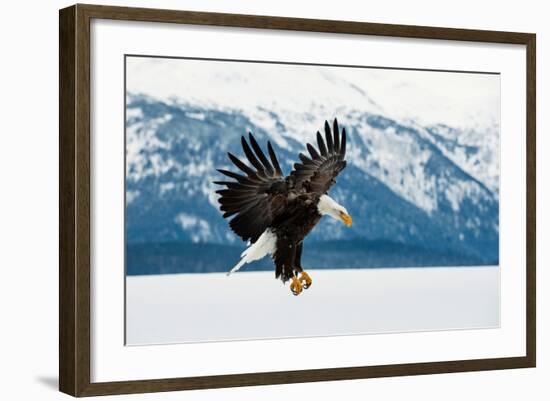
[59,3,536,397]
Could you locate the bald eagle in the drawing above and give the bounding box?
[214,119,351,295]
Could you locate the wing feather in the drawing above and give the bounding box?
[324,121,334,153]
[316,131,328,156]
[267,141,283,176]
[248,133,275,175]
[241,136,265,172]
[307,143,321,160]
[290,119,348,195]
[340,128,347,159]
[216,169,262,186]
[227,152,256,176]
[215,134,287,243]
[333,119,340,152]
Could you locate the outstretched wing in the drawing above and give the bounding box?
[291,119,347,195]
[214,133,287,243]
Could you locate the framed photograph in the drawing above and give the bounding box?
[59,4,536,397]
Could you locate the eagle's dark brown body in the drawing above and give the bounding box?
[214,119,348,289]
[270,192,323,281]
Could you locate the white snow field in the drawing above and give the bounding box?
[126,266,499,345]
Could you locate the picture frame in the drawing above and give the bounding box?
[59,3,536,397]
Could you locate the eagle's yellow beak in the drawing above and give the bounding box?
[340,212,353,227]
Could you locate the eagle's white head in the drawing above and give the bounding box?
[317,194,353,226]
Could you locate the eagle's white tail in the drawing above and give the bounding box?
[227,229,277,275]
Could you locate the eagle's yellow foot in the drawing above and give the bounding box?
[290,276,303,296]
[299,271,312,289]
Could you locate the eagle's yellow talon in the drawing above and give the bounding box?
[290,276,303,296]
[299,271,312,289]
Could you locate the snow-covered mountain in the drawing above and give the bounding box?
[125,57,499,274]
